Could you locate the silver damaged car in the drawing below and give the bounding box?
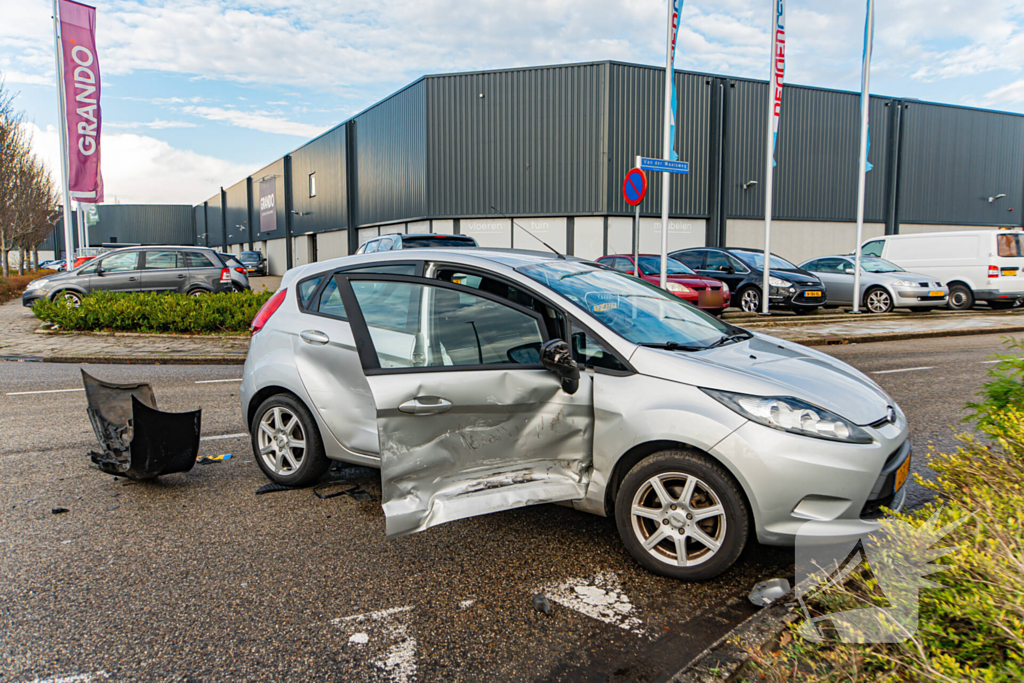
[242,250,911,580]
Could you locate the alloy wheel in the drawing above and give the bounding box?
[629,471,728,567]
[257,406,307,475]
[740,289,760,313]
[866,289,892,314]
[189,289,209,298]
[60,291,82,308]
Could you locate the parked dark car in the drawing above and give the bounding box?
[23,246,235,307]
[356,233,478,254]
[670,247,826,313]
[595,254,731,315]
[238,250,267,276]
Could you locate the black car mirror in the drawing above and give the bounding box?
[540,339,580,394]
[721,265,734,274]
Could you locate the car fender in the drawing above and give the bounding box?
[49,284,88,299]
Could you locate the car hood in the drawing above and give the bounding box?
[768,269,821,286]
[628,332,891,425]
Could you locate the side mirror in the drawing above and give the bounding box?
[540,339,580,395]
[506,342,541,365]
[844,266,856,274]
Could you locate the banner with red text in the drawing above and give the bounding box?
[58,0,103,203]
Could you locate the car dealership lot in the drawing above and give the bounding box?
[0,334,1005,682]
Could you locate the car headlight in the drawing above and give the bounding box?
[768,276,792,288]
[702,388,873,444]
[26,278,48,291]
[721,282,729,293]
[890,279,917,287]
[666,282,691,294]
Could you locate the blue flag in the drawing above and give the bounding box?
[861,0,874,171]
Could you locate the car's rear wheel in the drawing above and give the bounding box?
[738,286,761,313]
[250,394,329,487]
[188,288,210,298]
[615,449,749,581]
[864,286,894,314]
[55,290,82,307]
[947,283,974,310]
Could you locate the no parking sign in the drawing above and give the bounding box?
[622,168,647,206]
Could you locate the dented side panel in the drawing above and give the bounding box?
[369,369,594,538]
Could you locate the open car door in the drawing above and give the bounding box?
[336,272,594,538]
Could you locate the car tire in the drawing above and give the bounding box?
[188,288,210,298]
[614,449,749,581]
[737,286,761,313]
[947,283,974,310]
[54,290,83,307]
[864,286,894,314]
[250,394,330,487]
[988,301,1016,310]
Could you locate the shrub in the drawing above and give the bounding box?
[31,290,274,334]
[0,270,56,304]
[742,339,1024,682]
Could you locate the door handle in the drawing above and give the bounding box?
[398,397,453,415]
[300,330,330,345]
[177,274,186,279]
[128,276,137,281]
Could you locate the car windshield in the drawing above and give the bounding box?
[637,256,694,276]
[239,252,260,262]
[860,257,903,273]
[732,251,797,270]
[519,261,731,348]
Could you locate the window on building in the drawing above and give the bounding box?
[308,173,317,198]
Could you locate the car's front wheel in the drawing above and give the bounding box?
[737,286,761,313]
[947,283,974,310]
[864,286,894,313]
[614,449,749,581]
[250,394,330,487]
[55,290,83,307]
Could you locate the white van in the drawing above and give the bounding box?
[860,230,1024,310]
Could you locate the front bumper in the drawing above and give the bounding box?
[672,287,731,310]
[709,413,910,546]
[894,287,948,306]
[22,289,47,307]
[769,285,826,309]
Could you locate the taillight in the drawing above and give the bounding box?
[251,288,287,335]
[220,267,231,283]
[989,265,1000,279]
[235,267,246,274]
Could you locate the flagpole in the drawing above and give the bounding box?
[761,0,785,315]
[52,0,75,271]
[659,0,675,290]
[852,0,874,314]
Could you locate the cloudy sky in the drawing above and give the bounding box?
[3,0,1024,204]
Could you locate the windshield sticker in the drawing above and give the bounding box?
[593,302,617,312]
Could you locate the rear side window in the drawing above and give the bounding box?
[144,251,184,269]
[705,251,732,272]
[317,280,347,319]
[674,251,704,270]
[364,240,379,254]
[401,236,476,249]
[997,233,1023,258]
[297,276,323,308]
[185,252,216,268]
[100,251,140,272]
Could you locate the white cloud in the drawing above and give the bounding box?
[181,105,326,136]
[979,79,1024,107]
[22,123,252,204]
[106,119,199,130]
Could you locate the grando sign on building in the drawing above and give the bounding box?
[259,178,277,233]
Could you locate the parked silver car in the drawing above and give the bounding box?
[22,246,234,307]
[242,250,910,580]
[798,255,949,313]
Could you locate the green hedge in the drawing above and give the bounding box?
[32,290,274,334]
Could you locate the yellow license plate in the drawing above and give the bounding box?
[894,456,911,492]
[929,290,944,297]
[1003,269,1016,277]
[804,290,822,297]
[247,268,256,272]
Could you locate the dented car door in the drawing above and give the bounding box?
[336,272,594,538]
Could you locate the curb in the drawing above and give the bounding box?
[781,324,1024,347]
[1,354,246,365]
[33,327,249,339]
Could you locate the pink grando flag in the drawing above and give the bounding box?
[59,0,103,203]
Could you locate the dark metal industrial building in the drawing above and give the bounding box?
[43,61,1024,274]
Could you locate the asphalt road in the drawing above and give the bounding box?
[0,333,1012,683]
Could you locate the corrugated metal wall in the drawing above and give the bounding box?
[355,81,427,226]
[290,124,349,235]
[897,102,1024,227]
[249,159,287,240]
[426,64,606,218]
[205,194,224,248]
[606,64,711,217]
[53,205,194,246]
[194,204,207,246]
[224,179,250,245]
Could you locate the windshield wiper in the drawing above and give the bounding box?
[706,331,753,349]
[639,341,705,352]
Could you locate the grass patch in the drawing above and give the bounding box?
[0,270,56,304]
[32,290,274,334]
[742,339,1024,682]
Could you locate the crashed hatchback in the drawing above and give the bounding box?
[241,250,910,580]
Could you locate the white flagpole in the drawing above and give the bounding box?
[52,0,75,271]
[659,0,675,290]
[852,0,874,314]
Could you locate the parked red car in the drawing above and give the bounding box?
[596,254,731,315]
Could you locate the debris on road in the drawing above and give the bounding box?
[255,482,294,495]
[197,453,232,465]
[82,370,201,480]
[748,578,792,607]
[532,594,552,616]
[51,507,69,515]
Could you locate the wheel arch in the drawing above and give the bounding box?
[247,385,313,432]
[49,285,87,300]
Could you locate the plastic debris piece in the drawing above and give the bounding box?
[52,507,69,515]
[314,482,357,500]
[346,487,374,502]
[107,505,119,511]
[255,482,294,495]
[532,594,553,616]
[748,578,792,607]
[197,453,231,465]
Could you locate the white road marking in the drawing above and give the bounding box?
[194,378,243,384]
[871,366,934,375]
[332,606,417,683]
[23,673,109,683]
[981,359,1005,364]
[536,572,647,636]
[200,433,248,442]
[6,388,85,396]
